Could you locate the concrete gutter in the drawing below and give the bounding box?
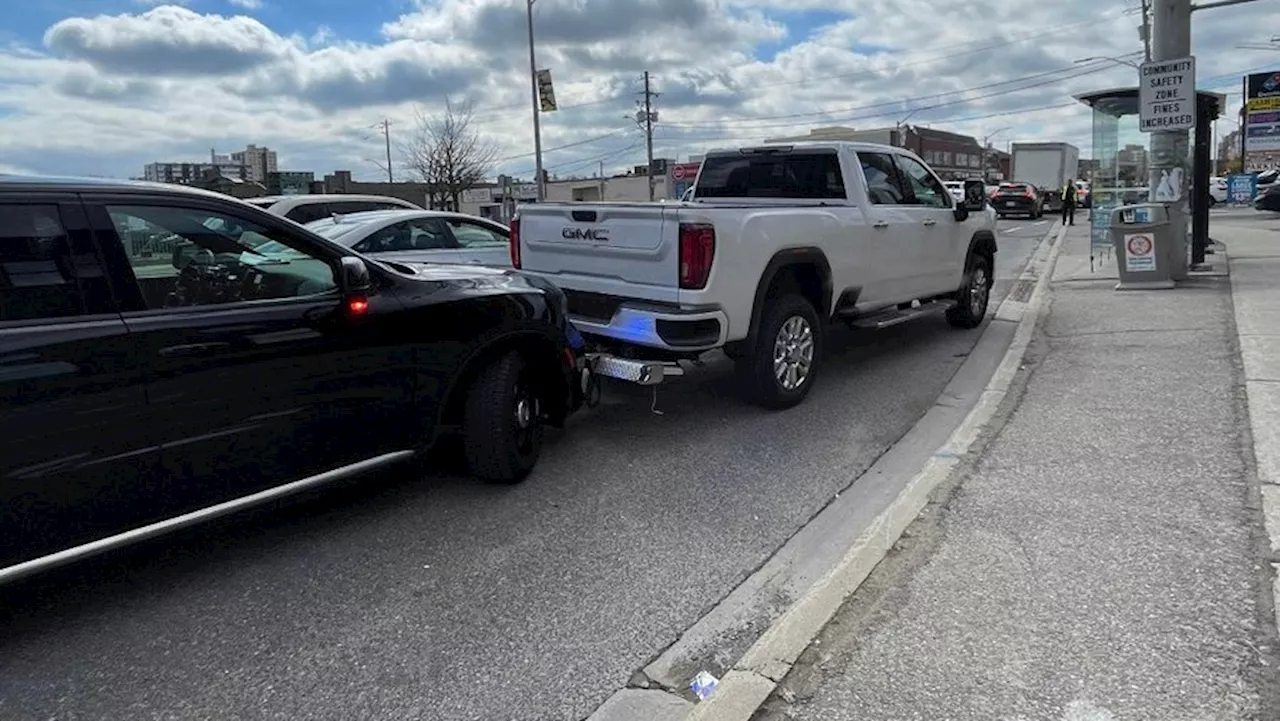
[679,221,1069,721]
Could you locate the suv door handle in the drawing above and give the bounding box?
[872,221,889,229]
[159,342,231,358]
[922,219,937,226]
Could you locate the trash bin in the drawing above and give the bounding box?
[1111,203,1175,290]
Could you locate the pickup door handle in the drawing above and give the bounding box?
[159,342,232,358]
[872,221,889,229]
[922,219,937,226]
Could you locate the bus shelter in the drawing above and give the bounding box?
[1073,87,1226,268]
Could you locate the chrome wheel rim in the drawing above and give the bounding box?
[773,315,815,391]
[970,266,989,316]
[513,385,539,454]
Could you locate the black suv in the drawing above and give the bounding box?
[0,177,584,582]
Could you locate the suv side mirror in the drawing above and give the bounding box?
[338,256,372,293]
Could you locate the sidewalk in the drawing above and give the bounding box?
[754,219,1280,721]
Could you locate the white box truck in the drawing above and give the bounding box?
[1010,142,1080,212]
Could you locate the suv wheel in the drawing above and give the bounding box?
[463,351,543,484]
[737,295,823,409]
[946,253,993,329]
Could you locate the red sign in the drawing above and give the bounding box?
[671,163,700,181]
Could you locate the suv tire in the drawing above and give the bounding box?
[463,351,543,484]
[737,295,823,410]
[946,253,993,329]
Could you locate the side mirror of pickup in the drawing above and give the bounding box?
[954,179,987,221]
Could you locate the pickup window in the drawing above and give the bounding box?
[694,152,846,199]
[857,152,908,205]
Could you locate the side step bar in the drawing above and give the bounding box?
[846,299,956,330]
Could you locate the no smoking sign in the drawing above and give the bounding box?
[1124,232,1157,272]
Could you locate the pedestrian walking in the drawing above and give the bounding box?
[1061,179,1077,225]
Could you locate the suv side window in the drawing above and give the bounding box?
[285,203,331,225]
[0,204,113,322]
[895,156,952,208]
[446,218,507,247]
[105,204,338,310]
[857,153,908,205]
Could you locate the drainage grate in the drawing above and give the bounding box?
[1008,278,1035,302]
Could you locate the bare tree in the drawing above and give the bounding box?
[403,99,498,211]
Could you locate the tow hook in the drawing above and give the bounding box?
[581,364,602,408]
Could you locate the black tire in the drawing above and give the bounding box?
[947,253,993,329]
[736,295,823,410]
[462,351,543,484]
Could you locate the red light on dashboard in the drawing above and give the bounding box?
[348,297,369,314]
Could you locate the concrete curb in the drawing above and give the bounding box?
[1225,239,1280,640]
[682,221,1069,721]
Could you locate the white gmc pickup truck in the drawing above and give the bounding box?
[510,141,998,409]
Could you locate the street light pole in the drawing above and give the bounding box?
[895,109,920,149]
[982,127,1011,182]
[526,0,545,202]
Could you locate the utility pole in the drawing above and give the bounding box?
[526,0,545,202]
[637,71,659,201]
[381,119,393,183]
[1140,0,1153,61]
[1147,0,1192,279]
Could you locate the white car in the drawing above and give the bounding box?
[516,141,997,409]
[1205,176,1227,205]
[246,194,422,225]
[299,209,512,267]
[943,181,966,203]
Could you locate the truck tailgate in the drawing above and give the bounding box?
[517,203,679,303]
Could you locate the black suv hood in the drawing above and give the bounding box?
[385,261,565,301]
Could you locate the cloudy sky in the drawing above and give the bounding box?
[0,0,1277,182]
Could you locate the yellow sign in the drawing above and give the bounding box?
[1247,97,1280,112]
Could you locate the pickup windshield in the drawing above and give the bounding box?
[693,151,846,199]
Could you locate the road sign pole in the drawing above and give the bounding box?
[1146,0,1192,280]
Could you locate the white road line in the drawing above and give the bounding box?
[1002,226,1023,234]
[1033,220,1048,225]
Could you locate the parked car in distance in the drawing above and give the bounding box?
[0,176,585,584]
[514,141,997,410]
[943,181,965,203]
[1255,182,1280,211]
[991,182,1044,218]
[247,194,422,225]
[1207,176,1228,205]
[301,209,512,267]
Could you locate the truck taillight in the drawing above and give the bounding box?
[678,222,715,290]
[509,218,522,269]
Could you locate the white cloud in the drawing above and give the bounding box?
[230,0,264,8]
[0,0,1277,181]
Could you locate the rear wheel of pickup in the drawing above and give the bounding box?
[737,295,823,410]
[946,252,993,329]
[463,351,543,484]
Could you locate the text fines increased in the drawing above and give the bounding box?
[1139,57,1196,133]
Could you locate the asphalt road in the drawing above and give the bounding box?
[0,219,1049,721]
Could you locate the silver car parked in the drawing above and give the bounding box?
[299,210,513,267]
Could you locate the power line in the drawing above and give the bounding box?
[446,13,1144,126]
[662,54,1143,129]
[488,126,629,162]
[740,9,1142,94]
[651,70,1254,149]
[659,61,1127,136]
